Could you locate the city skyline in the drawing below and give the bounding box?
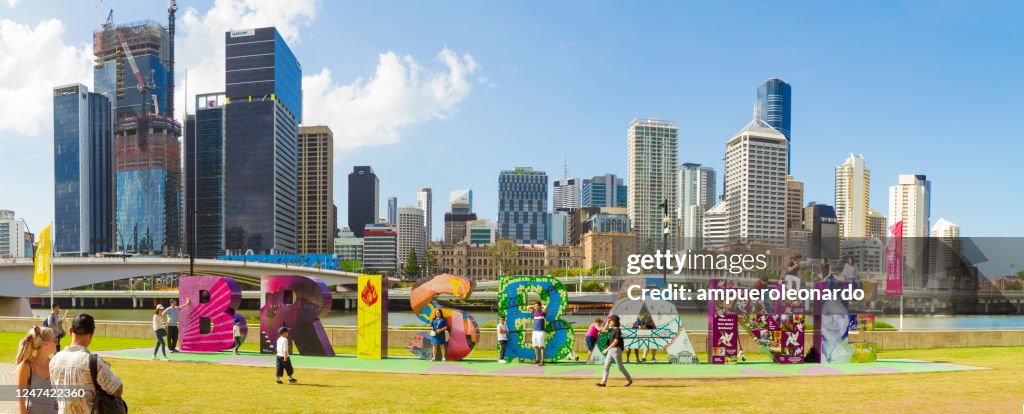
[2,1,1023,239]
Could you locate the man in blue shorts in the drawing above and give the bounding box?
[530,301,547,366]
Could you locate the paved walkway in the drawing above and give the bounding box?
[0,363,16,413]
[94,348,985,379]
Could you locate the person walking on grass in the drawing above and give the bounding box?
[50,314,124,413]
[641,313,658,362]
[152,305,168,361]
[275,327,297,384]
[584,318,603,352]
[530,301,547,366]
[496,315,509,363]
[597,314,632,387]
[161,298,191,353]
[16,326,58,414]
[232,320,243,355]
[430,308,449,362]
[42,304,68,351]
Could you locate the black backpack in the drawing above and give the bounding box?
[89,353,128,414]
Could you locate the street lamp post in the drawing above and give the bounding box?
[659,199,670,285]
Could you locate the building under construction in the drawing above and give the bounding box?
[93,18,182,255]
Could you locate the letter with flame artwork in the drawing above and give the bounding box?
[498,275,575,361]
[408,274,479,361]
[707,279,805,364]
[179,276,242,352]
[260,275,335,357]
[357,275,389,359]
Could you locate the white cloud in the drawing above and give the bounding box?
[0,18,92,136]
[176,0,319,114]
[6,0,20,8]
[303,48,481,150]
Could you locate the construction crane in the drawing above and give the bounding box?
[92,0,154,119]
[167,0,177,118]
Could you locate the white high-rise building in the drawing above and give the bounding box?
[416,188,432,242]
[628,118,678,251]
[397,206,426,273]
[929,218,961,290]
[836,154,870,240]
[553,178,581,211]
[723,117,788,246]
[678,163,715,252]
[702,202,729,248]
[0,210,29,258]
[547,211,570,246]
[888,174,931,288]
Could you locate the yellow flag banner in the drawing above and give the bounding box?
[33,224,52,287]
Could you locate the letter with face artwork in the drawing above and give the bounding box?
[179,276,242,352]
[498,275,575,361]
[813,281,854,363]
[260,275,335,357]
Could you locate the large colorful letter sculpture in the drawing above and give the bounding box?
[498,275,574,361]
[590,277,697,364]
[357,275,388,359]
[707,279,806,364]
[812,281,854,363]
[260,275,335,357]
[408,274,479,361]
[179,276,242,352]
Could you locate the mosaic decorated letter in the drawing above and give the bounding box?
[357,275,389,359]
[497,275,574,361]
[707,279,806,364]
[812,281,854,363]
[592,277,697,364]
[179,276,242,352]
[260,275,335,357]
[408,274,479,361]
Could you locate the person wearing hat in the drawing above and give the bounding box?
[275,327,297,384]
[152,304,169,361]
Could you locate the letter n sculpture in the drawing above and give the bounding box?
[260,275,335,357]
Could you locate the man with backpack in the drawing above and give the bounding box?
[49,313,126,413]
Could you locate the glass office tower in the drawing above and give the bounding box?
[224,27,301,254]
[185,93,227,258]
[756,78,792,172]
[53,84,114,255]
[497,167,548,245]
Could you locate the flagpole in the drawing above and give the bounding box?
[49,221,54,307]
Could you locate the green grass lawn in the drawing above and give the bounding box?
[2,332,1021,413]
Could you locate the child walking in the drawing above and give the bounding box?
[275,327,297,384]
[232,320,243,355]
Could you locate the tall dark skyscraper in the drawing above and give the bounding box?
[185,93,226,259]
[223,27,302,254]
[53,84,115,255]
[498,167,548,245]
[756,78,792,172]
[348,166,379,238]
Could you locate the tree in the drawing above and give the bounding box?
[641,239,656,255]
[423,248,440,276]
[581,280,604,292]
[1017,270,1024,279]
[403,249,422,278]
[487,239,520,276]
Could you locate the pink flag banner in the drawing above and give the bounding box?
[884,220,904,296]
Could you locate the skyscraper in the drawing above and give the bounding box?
[53,84,114,255]
[397,206,426,272]
[835,154,870,240]
[416,188,433,242]
[702,202,729,249]
[93,21,170,120]
[498,167,548,245]
[756,78,792,172]
[929,218,961,290]
[581,174,627,208]
[363,223,397,274]
[553,178,581,210]
[804,203,838,260]
[185,93,226,259]
[444,189,476,244]
[297,126,334,254]
[627,118,678,251]
[889,174,931,288]
[0,210,29,258]
[786,176,804,230]
[348,166,379,238]
[866,208,887,240]
[387,197,398,226]
[723,117,788,246]
[678,163,716,251]
[223,27,301,254]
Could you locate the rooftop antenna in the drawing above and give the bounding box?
[563,150,569,180]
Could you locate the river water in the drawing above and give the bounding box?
[29,308,1024,330]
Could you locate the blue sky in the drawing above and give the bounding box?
[1,0,1022,239]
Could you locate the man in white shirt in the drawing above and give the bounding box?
[275,327,297,384]
[50,314,124,414]
[496,316,509,363]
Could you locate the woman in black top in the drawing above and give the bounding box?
[597,315,633,387]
